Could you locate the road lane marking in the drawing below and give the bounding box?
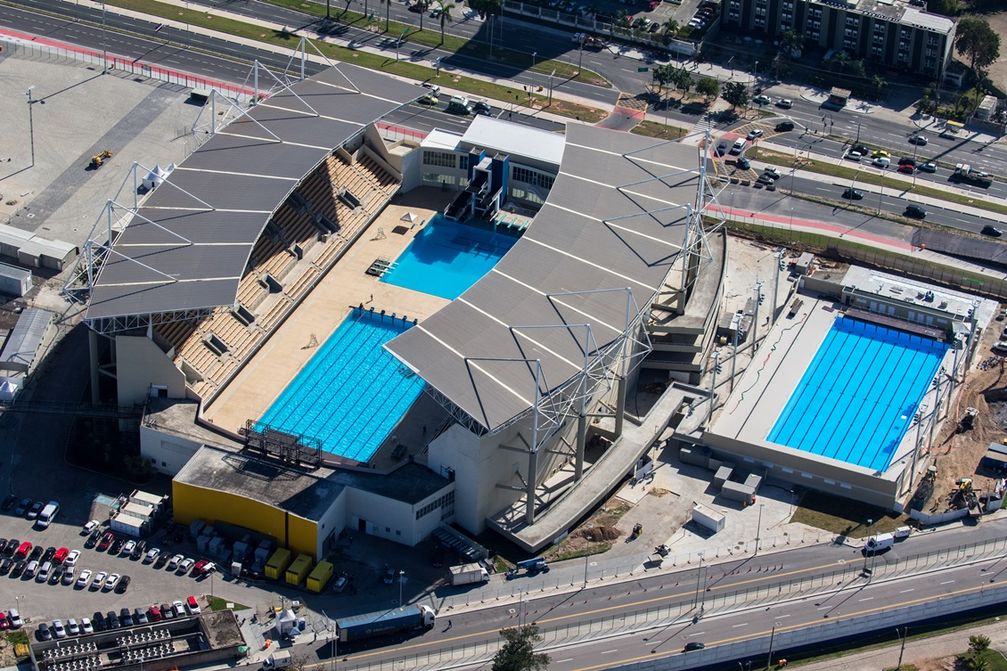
[732,623,749,628]
[940,580,955,585]
[858,597,874,602]
[899,588,915,593]
[601,649,618,655]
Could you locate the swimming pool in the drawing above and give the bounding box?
[767,317,948,471]
[258,308,424,462]
[381,215,518,300]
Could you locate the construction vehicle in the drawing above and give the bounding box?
[951,163,993,187]
[959,407,979,432]
[505,557,549,580]
[653,544,671,558]
[335,604,435,643]
[89,149,113,169]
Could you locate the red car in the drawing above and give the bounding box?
[53,547,69,564]
[898,164,914,174]
[0,613,9,631]
[14,542,30,559]
[191,559,208,576]
[97,532,115,552]
[149,605,162,622]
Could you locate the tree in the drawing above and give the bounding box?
[467,0,501,18]
[671,65,693,93]
[779,29,801,58]
[955,16,1001,74]
[696,77,719,100]
[492,625,550,671]
[652,64,672,96]
[969,635,992,655]
[436,0,456,43]
[721,81,749,109]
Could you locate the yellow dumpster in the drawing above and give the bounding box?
[306,561,334,593]
[264,548,292,581]
[285,554,312,586]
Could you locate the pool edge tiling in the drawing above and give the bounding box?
[767,316,948,471]
[257,308,424,462]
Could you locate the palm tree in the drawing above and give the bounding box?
[436,0,455,44]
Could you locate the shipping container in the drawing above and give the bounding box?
[265,548,292,581]
[284,554,312,586]
[306,561,334,593]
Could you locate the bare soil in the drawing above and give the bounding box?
[543,500,631,561]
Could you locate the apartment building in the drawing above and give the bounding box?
[721,0,955,79]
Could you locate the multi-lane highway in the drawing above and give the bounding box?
[319,520,1007,670]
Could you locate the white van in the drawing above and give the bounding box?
[863,532,895,554]
[36,500,59,530]
[730,138,746,155]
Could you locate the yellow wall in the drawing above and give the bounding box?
[172,481,287,543]
[287,514,318,560]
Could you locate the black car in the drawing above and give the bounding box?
[842,188,864,200]
[0,558,12,575]
[715,141,727,156]
[92,612,106,632]
[28,546,43,562]
[851,144,870,156]
[110,538,126,555]
[898,157,916,166]
[133,608,148,624]
[50,566,63,585]
[119,607,134,627]
[982,225,1003,237]
[14,498,30,516]
[0,539,6,555]
[153,554,168,569]
[42,547,56,563]
[775,121,795,133]
[736,156,751,170]
[11,560,25,578]
[115,575,131,594]
[160,604,175,620]
[130,541,146,560]
[472,101,492,116]
[904,204,927,219]
[1,495,16,512]
[26,501,43,520]
[684,641,706,651]
[5,539,18,556]
[756,174,774,185]
[105,611,120,629]
[84,529,101,549]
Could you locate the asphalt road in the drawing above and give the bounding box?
[325,519,1007,669]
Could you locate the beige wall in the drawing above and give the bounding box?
[115,335,186,406]
[139,425,201,475]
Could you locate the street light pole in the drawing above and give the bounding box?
[101,1,108,71]
[25,87,35,169]
[397,570,405,608]
[896,626,908,670]
[767,622,779,670]
[755,502,764,555]
[532,51,538,70]
[693,552,704,608]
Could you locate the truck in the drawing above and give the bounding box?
[505,557,549,580]
[335,604,435,643]
[952,163,993,187]
[571,32,604,49]
[863,533,895,554]
[449,563,489,585]
[262,650,292,670]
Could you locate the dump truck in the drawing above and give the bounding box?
[952,163,993,187]
[449,563,489,586]
[285,554,312,586]
[336,604,435,643]
[264,548,292,581]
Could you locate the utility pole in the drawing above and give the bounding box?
[101,1,108,71]
[397,570,405,608]
[767,622,779,670]
[771,248,784,326]
[896,626,908,670]
[693,552,705,609]
[25,87,35,169]
[752,281,763,354]
[755,502,764,555]
[730,321,739,392]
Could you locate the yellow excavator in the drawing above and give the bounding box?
[90,149,113,169]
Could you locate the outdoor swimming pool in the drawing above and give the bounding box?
[767,317,948,471]
[381,215,519,300]
[258,308,424,462]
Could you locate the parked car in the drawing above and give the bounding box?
[23,560,38,579]
[76,569,92,588]
[36,624,52,642]
[730,138,746,155]
[2,496,16,512]
[898,164,914,174]
[715,141,727,156]
[736,156,751,170]
[746,129,764,141]
[90,571,107,591]
[53,547,69,564]
[872,149,890,158]
[41,547,55,563]
[103,573,120,592]
[160,603,175,620]
[26,501,43,520]
[34,561,50,583]
[149,605,162,622]
[110,538,125,555]
[82,520,100,535]
[81,618,94,635]
[119,608,133,627]
[64,550,79,568]
[97,532,114,552]
[186,596,202,615]
[167,554,184,571]
[121,540,136,557]
[763,167,781,180]
[144,548,160,564]
[85,530,101,549]
[192,559,209,576]
[105,611,120,629]
[62,566,76,585]
[52,620,66,639]
[0,558,12,575]
[471,101,492,116]
[0,613,9,631]
[8,609,23,629]
[753,94,771,105]
[14,499,30,516]
[872,156,891,168]
[115,575,131,594]
[14,542,30,559]
[177,558,195,575]
[134,608,148,625]
[67,619,80,636]
[172,600,186,618]
[846,150,863,161]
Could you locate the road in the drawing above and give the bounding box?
[322,519,1007,669]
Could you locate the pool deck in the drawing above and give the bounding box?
[202,188,453,436]
[710,294,954,476]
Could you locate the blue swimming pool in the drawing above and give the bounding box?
[258,308,424,462]
[767,317,948,471]
[381,215,519,300]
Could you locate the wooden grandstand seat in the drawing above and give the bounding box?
[283,266,320,301]
[259,297,292,330]
[313,238,344,270]
[238,274,266,309]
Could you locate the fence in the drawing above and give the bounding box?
[375,121,428,144]
[341,534,1007,670]
[0,28,252,102]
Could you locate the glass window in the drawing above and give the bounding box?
[423,151,457,168]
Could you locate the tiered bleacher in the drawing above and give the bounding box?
[153,153,399,399]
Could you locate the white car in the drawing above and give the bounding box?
[36,561,51,583]
[753,94,771,105]
[846,150,863,161]
[66,619,80,636]
[103,573,120,592]
[872,156,891,168]
[80,618,93,635]
[121,540,136,556]
[776,98,793,108]
[8,609,23,629]
[62,566,76,585]
[167,554,184,570]
[91,571,107,591]
[172,600,186,618]
[82,520,100,535]
[64,550,80,568]
[143,548,160,564]
[52,620,67,639]
[77,569,92,589]
[177,558,195,574]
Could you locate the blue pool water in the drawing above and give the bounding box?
[381,215,519,300]
[767,317,948,471]
[258,308,424,462]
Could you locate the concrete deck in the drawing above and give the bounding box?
[202,188,452,435]
[492,383,699,552]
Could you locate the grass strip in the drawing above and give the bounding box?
[632,120,687,141]
[208,596,251,611]
[260,0,608,86]
[104,0,607,122]
[748,147,1007,218]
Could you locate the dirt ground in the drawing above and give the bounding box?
[543,500,631,561]
[979,12,1007,95]
[917,313,1007,514]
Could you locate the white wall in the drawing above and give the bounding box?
[115,335,186,406]
[315,488,347,558]
[139,424,202,475]
[346,488,418,544]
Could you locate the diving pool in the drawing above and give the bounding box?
[767,317,948,471]
[258,308,424,462]
[381,215,519,300]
